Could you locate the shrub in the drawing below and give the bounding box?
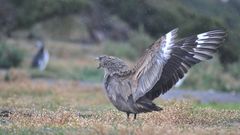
[182,58,240,92]
[129,26,154,55]
[102,41,138,60]
[0,42,25,69]
[227,61,240,79]
[10,0,90,27]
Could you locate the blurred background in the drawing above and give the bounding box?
[0,0,240,102]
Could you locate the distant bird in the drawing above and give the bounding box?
[31,40,49,71]
[96,29,226,120]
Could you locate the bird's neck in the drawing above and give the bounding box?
[103,68,110,79]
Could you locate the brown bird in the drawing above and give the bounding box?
[96,29,226,120]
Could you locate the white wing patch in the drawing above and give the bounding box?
[161,29,178,59]
[132,28,178,102]
[175,73,188,87]
[197,32,210,39]
[192,31,222,61]
[133,29,225,100]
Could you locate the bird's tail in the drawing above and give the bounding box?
[148,102,163,111]
[137,100,163,112]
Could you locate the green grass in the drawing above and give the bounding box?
[31,65,103,82]
[195,102,240,110]
[102,41,138,60]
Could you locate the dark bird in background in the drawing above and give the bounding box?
[31,40,49,71]
[96,28,226,120]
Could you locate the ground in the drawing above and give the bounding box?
[0,80,239,135]
[0,38,240,134]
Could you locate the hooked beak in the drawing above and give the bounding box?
[95,57,101,69]
[97,61,102,69]
[97,64,101,69]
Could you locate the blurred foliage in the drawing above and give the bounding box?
[129,26,154,55]
[0,0,240,92]
[227,61,240,79]
[100,0,239,64]
[102,41,138,60]
[0,0,17,35]
[0,42,25,69]
[183,58,240,92]
[9,0,90,28]
[31,64,103,82]
[1,0,240,64]
[78,67,103,82]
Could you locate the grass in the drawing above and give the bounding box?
[195,102,240,110]
[31,65,103,82]
[5,38,104,82]
[5,34,240,93]
[0,81,240,134]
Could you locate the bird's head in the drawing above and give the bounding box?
[96,55,129,74]
[35,40,44,48]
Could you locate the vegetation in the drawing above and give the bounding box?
[1,37,238,92]
[195,102,240,110]
[1,0,240,63]
[0,1,240,134]
[0,42,25,69]
[100,0,237,64]
[0,81,239,134]
[183,58,240,92]
[31,63,103,82]
[102,41,138,60]
[9,0,90,28]
[129,27,154,56]
[227,61,240,79]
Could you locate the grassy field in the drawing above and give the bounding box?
[3,37,240,92]
[1,38,240,134]
[0,80,239,135]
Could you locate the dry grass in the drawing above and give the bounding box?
[1,39,240,134]
[0,81,239,135]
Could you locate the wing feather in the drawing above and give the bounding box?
[131,29,226,101]
[131,29,178,101]
[144,30,226,100]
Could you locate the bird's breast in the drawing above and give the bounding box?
[103,75,134,112]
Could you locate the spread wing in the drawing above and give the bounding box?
[131,29,226,102]
[131,29,178,102]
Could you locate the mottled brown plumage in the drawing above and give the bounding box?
[97,29,226,119]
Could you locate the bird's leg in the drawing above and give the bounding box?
[134,114,137,120]
[126,112,130,120]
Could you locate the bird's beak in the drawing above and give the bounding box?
[97,64,101,69]
[95,57,101,69]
